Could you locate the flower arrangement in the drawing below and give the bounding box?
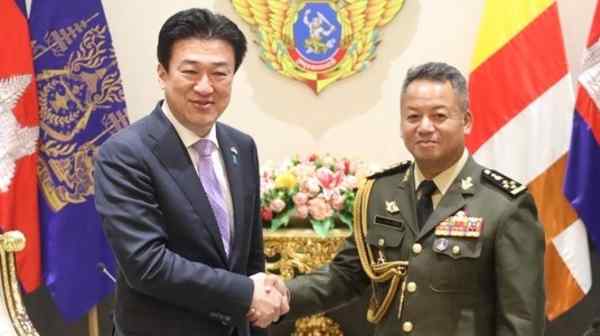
[260,154,374,237]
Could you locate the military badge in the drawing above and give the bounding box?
[435,211,484,238]
[434,238,448,252]
[385,200,400,214]
[232,0,405,93]
[461,176,473,191]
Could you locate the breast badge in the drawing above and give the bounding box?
[232,0,405,93]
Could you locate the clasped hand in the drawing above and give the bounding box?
[247,273,289,328]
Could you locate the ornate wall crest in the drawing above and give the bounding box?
[232,0,405,93]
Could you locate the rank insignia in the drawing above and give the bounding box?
[461,176,473,191]
[385,201,400,214]
[232,0,405,94]
[482,169,527,198]
[435,211,484,238]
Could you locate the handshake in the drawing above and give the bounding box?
[248,273,290,328]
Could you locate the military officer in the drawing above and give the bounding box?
[284,62,546,335]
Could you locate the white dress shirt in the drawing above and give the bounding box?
[161,101,235,237]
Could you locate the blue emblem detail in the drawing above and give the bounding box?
[293,2,341,63]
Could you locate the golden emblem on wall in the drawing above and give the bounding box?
[232,0,405,94]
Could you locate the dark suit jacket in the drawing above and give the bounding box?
[287,156,546,336]
[95,102,266,336]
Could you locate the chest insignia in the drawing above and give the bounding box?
[435,211,484,238]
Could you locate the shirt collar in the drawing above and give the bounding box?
[161,101,220,150]
[414,148,469,196]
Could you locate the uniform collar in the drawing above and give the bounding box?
[414,148,469,196]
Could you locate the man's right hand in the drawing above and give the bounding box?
[248,273,289,328]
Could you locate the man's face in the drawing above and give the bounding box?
[400,79,472,175]
[158,38,235,136]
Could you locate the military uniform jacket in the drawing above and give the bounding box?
[287,156,546,336]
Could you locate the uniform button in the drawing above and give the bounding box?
[403,321,414,332]
[452,245,461,255]
[407,282,417,293]
[412,243,422,254]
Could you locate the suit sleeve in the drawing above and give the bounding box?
[494,193,546,336]
[246,138,266,276]
[245,138,268,336]
[94,137,253,325]
[285,236,370,320]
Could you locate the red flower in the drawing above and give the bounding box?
[261,207,273,221]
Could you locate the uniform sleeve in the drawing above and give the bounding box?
[494,192,546,336]
[285,236,370,320]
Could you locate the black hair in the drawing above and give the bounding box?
[401,62,469,112]
[157,8,247,72]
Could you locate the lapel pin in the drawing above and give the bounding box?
[385,200,400,214]
[461,176,473,191]
[230,146,239,165]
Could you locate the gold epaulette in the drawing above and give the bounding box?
[481,168,527,198]
[367,160,411,180]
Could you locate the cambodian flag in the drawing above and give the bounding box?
[565,0,600,250]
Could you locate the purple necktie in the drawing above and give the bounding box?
[194,139,231,256]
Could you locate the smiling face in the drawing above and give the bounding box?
[158,38,235,137]
[400,79,472,178]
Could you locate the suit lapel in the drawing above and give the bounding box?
[397,165,420,237]
[216,124,244,268]
[147,105,228,264]
[416,157,479,241]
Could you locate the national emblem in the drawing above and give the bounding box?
[232,0,405,93]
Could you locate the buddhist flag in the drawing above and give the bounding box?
[468,0,592,319]
[565,1,600,251]
[28,0,129,319]
[0,0,41,294]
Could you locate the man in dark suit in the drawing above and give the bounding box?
[283,62,546,335]
[94,8,287,336]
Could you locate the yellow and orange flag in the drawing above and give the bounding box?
[468,0,592,319]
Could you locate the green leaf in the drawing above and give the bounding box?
[337,212,353,232]
[270,207,294,231]
[311,217,334,237]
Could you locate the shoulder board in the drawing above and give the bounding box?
[481,168,527,198]
[367,160,411,180]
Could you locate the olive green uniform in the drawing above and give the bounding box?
[287,157,545,336]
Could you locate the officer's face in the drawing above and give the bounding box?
[400,79,472,177]
[158,38,235,137]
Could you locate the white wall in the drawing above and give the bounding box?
[103,0,597,166]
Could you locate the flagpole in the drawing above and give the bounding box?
[88,305,99,336]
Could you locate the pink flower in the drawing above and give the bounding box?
[261,207,273,221]
[294,205,309,219]
[269,198,286,213]
[330,193,345,211]
[302,177,321,196]
[308,197,333,221]
[341,175,358,190]
[316,167,342,189]
[308,154,318,162]
[293,192,309,206]
[316,167,333,187]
